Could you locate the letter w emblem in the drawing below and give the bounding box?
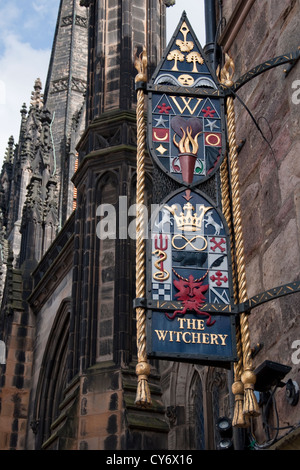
[171,96,203,115]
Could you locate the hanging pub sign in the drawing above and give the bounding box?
[147,14,226,187]
[135,9,300,408]
[141,13,237,368]
[146,189,237,368]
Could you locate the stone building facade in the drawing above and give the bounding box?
[218,0,300,449]
[0,0,299,451]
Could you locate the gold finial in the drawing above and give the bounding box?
[134,47,148,83]
[218,53,235,87]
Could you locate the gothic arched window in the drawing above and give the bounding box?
[32,299,70,449]
[188,371,205,450]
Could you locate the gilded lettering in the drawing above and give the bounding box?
[177,318,205,330]
[218,334,228,346]
[191,332,201,343]
[155,330,168,341]
[202,333,210,344]
[171,96,203,115]
[186,318,197,330]
[182,332,191,344]
[154,326,229,348]
[175,331,182,342]
[210,334,219,345]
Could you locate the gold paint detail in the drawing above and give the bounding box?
[164,202,212,232]
[134,47,147,83]
[171,234,208,252]
[167,49,185,71]
[173,127,201,155]
[152,249,170,282]
[156,144,168,155]
[178,74,195,86]
[206,133,221,146]
[186,51,204,73]
[217,52,235,87]
[176,22,194,53]
[153,131,168,141]
[171,96,203,115]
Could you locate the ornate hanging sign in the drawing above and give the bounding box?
[139,13,236,367]
[134,8,300,413]
[147,15,226,187]
[145,188,237,367]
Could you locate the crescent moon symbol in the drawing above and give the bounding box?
[153,131,169,141]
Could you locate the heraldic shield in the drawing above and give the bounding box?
[146,189,237,367]
[147,13,226,187]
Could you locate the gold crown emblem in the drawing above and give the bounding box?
[165,202,212,232]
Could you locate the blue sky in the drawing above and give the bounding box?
[0,0,205,163]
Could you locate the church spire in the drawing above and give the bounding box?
[43,0,88,147]
[43,0,88,224]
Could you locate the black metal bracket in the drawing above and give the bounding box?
[241,280,300,313]
[229,48,300,93]
[284,53,300,77]
[133,297,147,309]
[135,81,147,92]
[134,279,300,317]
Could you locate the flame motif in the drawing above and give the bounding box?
[171,116,203,156]
[171,116,203,183]
[173,126,201,155]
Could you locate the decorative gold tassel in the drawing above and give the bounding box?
[220,54,260,420]
[134,48,151,407]
[135,362,152,406]
[232,331,251,427]
[242,369,260,417]
[232,380,248,427]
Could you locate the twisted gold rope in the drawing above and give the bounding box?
[220,157,248,427]
[219,59,247,427]
[220,54,259,420]
[134,48,151,407]
[227,94,259,417]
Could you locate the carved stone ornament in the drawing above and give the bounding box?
[163,0,176,7]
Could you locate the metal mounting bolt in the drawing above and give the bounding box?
[286,379,299,406]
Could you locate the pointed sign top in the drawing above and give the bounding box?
[150,13,217,90]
